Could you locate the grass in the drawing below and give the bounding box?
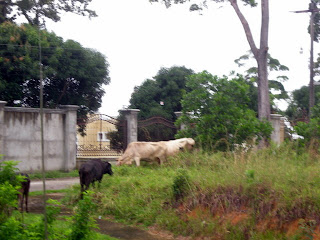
[61,142,320,239]
[18,213,118,240]
[29,189,70,196]
[29,170,79,180]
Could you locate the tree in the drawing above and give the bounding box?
[285,85,320,122]
[150,0,271,122]
[234,51,289,112]
[129,66,194,141]
[176,71,272,151]
[0,22,110,133]
[0,0,97,26]
[130,66,194,119]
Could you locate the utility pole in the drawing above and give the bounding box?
[293,1,320,120]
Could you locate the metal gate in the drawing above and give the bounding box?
[138,116,177,141]
[76,114,126,159]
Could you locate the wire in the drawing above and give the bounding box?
[0,43,94,51]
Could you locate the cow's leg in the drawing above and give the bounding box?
[158,156,166,165]
[133,157,141,167]
[25,192,29,213]
[18,193,22,212]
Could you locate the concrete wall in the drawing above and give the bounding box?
[0,101,78,172]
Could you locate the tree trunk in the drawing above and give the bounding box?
[230,0,270,121]
[257,51,271,121]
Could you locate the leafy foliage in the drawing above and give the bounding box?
[128,66,194,141]
[149,0,258,9]
[0,0,97,26]
[285,85,320,122]
[0,161,23,225]
[234,51,289,112]
[0,22,110,134]
[172,169,190,201]
[176,71,272,151]
[0,161,100,239]
[293,100,320,151]
[69,192,98,240]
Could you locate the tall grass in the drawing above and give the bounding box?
[65,143,320,239]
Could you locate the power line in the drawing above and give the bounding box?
[0,43,89,51]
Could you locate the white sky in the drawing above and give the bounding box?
[45,0,318,116]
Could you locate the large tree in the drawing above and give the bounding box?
[234,51,289,113]
[176,71,272,151]
[150,0,271,122]
[0,0,96,26]
[285,85,320,122]
[0,22,110,133]
[130,66,194,120]
[129,66,194,141]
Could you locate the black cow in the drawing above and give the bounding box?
[79,159,113,197]
[17,173,30,212]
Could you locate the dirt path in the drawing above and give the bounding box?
[29,179,175,240]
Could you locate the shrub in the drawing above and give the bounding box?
[172,169,191,201]
[68,191,98,240]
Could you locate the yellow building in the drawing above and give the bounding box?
[76,114,122,161]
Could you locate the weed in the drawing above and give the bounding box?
[172,168,191,201]
[68,191,98,240]
[298,219,316,240]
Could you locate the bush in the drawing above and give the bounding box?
[176,72,272,151]
[69,191,98,240]
[172,169,191,201]
[0,161,24,224]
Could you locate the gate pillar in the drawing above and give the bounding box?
[270,114,285,145]
[121,109,140,146]
[60,105,79,171]
[175,111,187,130]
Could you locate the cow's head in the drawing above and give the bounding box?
[186,138,195,150]
[103,161,113,176]
[180,138,195,151]
[116,157,123,166]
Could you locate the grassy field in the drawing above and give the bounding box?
[29,170,79,180]
[63,142,320,239]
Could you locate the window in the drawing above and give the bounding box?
[97,132,109,142]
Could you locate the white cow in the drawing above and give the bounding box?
[117,138,195,167]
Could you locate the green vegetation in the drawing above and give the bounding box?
[0,161,116,240]
[29,170,79,180]
[0,21,110,134]
[4,211,117,240]
[64,144,320,239]
[177,71,272,151]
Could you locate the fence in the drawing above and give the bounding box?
[0,101,78,172]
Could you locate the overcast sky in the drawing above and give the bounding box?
[46,0,318,116]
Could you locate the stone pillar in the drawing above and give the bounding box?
[174,111,187,130]
[270,114,284,146]
[60,105,79,171]
[121,109,140,145]
[0,101,7,156]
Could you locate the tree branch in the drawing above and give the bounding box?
[229,0,259,58]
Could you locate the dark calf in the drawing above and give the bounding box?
[79,159,113,198]
[17,173,30,212]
